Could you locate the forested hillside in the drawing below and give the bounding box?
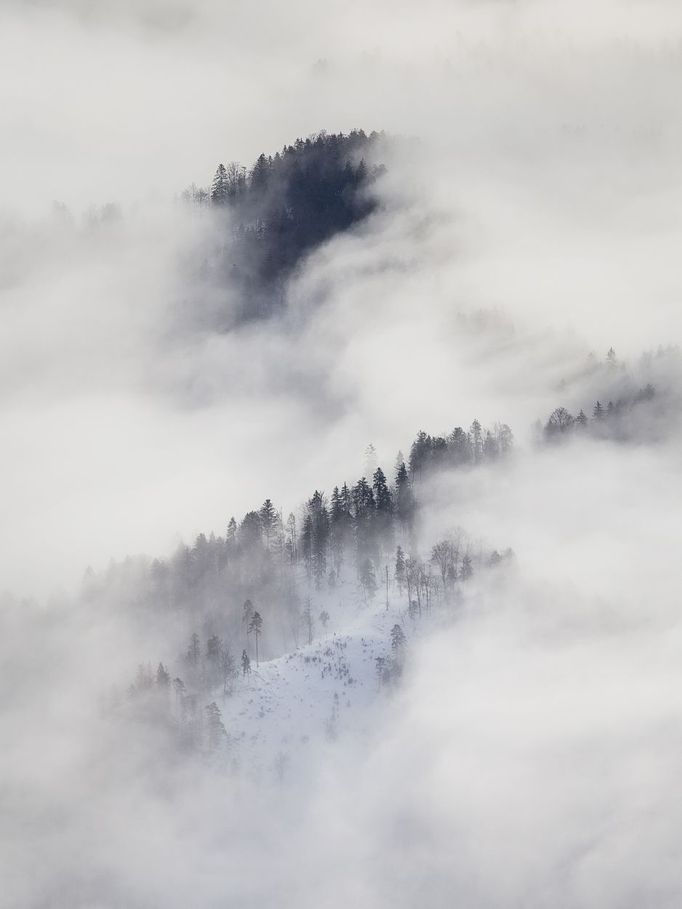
[181,130,386,322]
[74,417,512,764]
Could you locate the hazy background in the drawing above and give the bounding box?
[2,2,682,906]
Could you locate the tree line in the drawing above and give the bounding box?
[95,417,514,755]
[542,384,656,442]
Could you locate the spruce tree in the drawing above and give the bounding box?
[259,499,277,549]
[226,517,237,547]
[373,467,394,547]
[394,462,414,530]
[470,420,483,462]
[211,164,230,205]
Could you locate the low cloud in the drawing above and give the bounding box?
[2,1,682,906]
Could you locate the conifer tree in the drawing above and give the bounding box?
[391,623,406,651]
[243,600,255,653]
[302,599,314,645]
[259,499,277,550]
[394,462,414,529]
[470,420,483,463]
[205,702,226,751]
[285,513,298,563]
[373,467,394,547]
[305,491,330,587]
[248,611,263,665]
[226,517,237,547]
[394,545,406,593]
[211,164,230,205]
[156,662,170,688]
[239,511,262,549]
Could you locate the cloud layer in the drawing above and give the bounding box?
[2,2,682,907]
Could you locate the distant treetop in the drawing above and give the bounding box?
[182,130,387,323]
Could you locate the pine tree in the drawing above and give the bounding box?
[242,600,254,654]
[470,420,483,462]
[285,512,298,563]
[241,649,251,676]
[352,477,377,565]
[226,517,237,547]
[302,599,314,645]
[373,467,393,547]
[259,499,277,550]
[330,486,344,570]
[448,427,471,466]
[330,483,353,572]
[250,153,271,195]
[156,662,170,688]
[394,545,406,593]
[301,513,314,576]
[390,623,407,678]
[248,611,263,665]
[205,701,226,751]
[206,635,223,687]
[206,634,222,662]
[239,511,262,549]
[391,623,406,650]
[394,461,414,529]
[211,164,230,205]
[409,431,429,479]
[305,491,330,587]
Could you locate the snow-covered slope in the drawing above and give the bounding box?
[216,580,409,778]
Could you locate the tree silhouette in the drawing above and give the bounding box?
[248,611,264,665]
